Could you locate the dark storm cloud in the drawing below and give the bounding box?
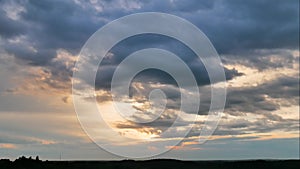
[222,49,299,71]
[135,0,215,13]
[133,0,299,53]
[226,76,299,115]
[0,0,298,65]
[0,0,298,104]
[0,10,26,38]
[193,0,299,54]
[191,75,298,116]
[95,34,243,90]
[0,0,103,65]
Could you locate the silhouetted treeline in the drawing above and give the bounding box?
[0,157,299,169]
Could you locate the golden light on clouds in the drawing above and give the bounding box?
[0,143,17,149]
[223,49,299,88]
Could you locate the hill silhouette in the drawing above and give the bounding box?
[0,157,299,169]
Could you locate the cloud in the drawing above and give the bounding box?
[92,34,242,93]
[0,0,103,65]
[196,0,299,54]
[0,0,298,66]
[0,143,17,149]
[109,48,299,142]
[0,0,299,159]
[1,0,297,107]
[0,133,56,146]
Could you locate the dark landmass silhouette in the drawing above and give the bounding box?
[0,156,299,169]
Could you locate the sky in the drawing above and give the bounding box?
[0,0,299,160]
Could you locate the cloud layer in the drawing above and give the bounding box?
[0,0,299,159]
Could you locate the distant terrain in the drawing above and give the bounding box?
[0,157,299,169]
